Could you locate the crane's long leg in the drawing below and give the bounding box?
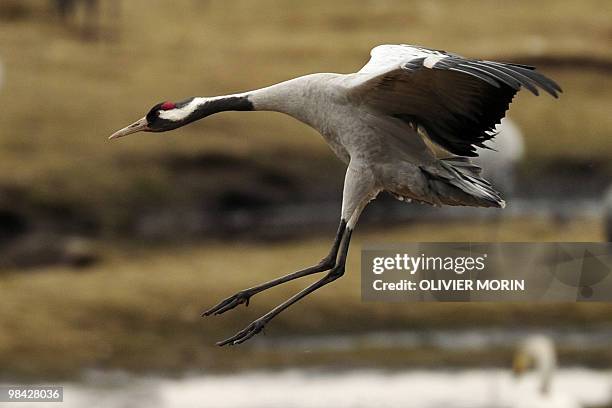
[217,226,354,346]
[202,219,347,316]
[214,161,377,346]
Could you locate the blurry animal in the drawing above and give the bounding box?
[604,185,612,242]
[512,335,580,408]
[474,117,525,197]
[109,44,561,345]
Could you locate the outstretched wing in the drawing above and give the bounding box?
[349,44,561,157]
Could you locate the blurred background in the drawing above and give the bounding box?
[0,0,611,406]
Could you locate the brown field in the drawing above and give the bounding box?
[1,217,610,379]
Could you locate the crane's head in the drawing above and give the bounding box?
[109,96,253,140]
[108,101,187,140]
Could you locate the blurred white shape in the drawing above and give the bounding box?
[2,367,610,408]
[604,185,612,242]
[474,117,525,197]
[511,335,582,407]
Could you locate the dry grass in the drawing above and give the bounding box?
[0,217,609,379]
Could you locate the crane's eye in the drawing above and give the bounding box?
[160,101,176,111]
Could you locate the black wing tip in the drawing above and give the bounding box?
[510,65,562,97]
[549,81,563,96]
[533,81,561,98]
[468,58,561,98]
[424,53,562,98]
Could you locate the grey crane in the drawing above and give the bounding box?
[109,44,561,345]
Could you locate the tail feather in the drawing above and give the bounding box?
[421,157,505,208]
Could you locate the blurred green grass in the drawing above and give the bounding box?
[0,0,611,226]
[1,217,609,379]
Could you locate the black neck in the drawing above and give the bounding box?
[190,95,254,122]
[151,95,255,132]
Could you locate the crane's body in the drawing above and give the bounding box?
[110,44,561,345]
[249,74,447,212]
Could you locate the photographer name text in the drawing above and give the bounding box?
[371,253,525,292]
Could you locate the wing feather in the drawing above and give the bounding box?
[448,66,502,88]
[350,44,561,156]
[477,62,540,95]
[461,61,523,91]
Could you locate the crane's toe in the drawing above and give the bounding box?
[216,319,266,346]
[202,291,252,317]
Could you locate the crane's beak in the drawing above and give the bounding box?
[109,117,150,140]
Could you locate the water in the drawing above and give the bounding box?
[249,326,612,353]
[2,327,611,407]
[2,368,611,408]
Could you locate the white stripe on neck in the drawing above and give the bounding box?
[158,93,249,122]
[158,97,207,122]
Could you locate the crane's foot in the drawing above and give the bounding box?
[202,291,252,316]
[216,318,267,346]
